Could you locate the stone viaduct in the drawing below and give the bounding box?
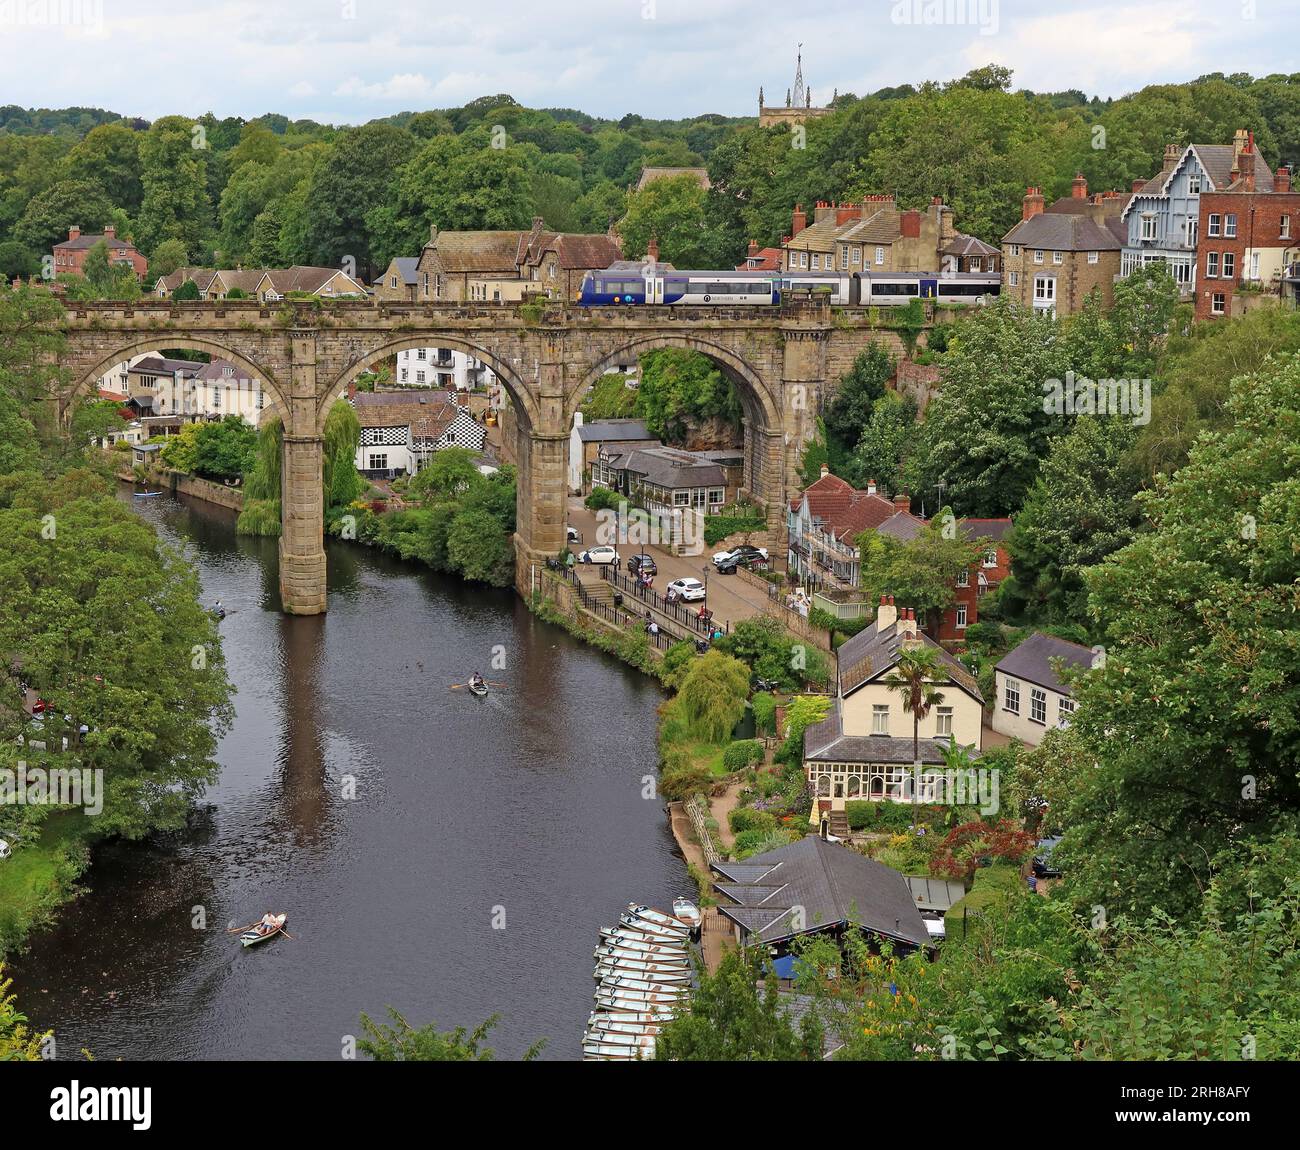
[56,297,912,614]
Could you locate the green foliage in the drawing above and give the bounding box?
[702,511,765,547]
[619,173,727,267]
[0,964,48,1060]
[714,615,828,691]
[578,373,638,419]
[322,399,365,509]
[750,690,777,735]
[672,650,751,743]
[824,344,896,458]
[171,279,201,301]
[728,807,777,835]
[634,349,741,445]
[187,415,257,482]
[722,739,764,771]
[357,1007,543,1061]
[858,514,981,624]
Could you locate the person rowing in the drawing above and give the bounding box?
[469,672,486,691]
[258,912,279,934]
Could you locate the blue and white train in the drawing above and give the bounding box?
[576,268,1000,308]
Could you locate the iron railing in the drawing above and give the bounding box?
[604,568,730,638]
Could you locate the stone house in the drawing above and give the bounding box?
[592,444,740,516]
[52,226,148,279]
[803,597,985,820]
[350,389,486,478]
[992,631,1096,745]
[567,413,658,493]
[1001,177,1127,317]
[372,256,420,302]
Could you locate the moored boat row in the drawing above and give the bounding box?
[583,898,701,1060]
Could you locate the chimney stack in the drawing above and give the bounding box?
[1162,143,1180,174]
[900,209,922,239]
[1233,128,1249,162]
[347,380,357,401]
[1277,166,1292,194]
[866,479,877,496]
[1071,173,1088,199]
[1132,178,1146,193]
[819,463,829,479]
[1021,187,1045,222]
[893,492,910,510]
[104,225,116,240]
[747,239,759,257]
[646,236,659,263]
[69,226,81,241]
[877,594,897,632]
[791,204,807,236]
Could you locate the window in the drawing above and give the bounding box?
[1282,215,1291,239]
[1033,249,1044,264]
[851,246,861,265]
[1172,258,1193,286]
[1208,214,1221,237]
[1187,216,1198,246]
[1058,697,1076,727]
[983,549,998,567]
[1009,244,1021,257]
[709,489,724,505]
[936,707,953,737]
[1081,250,1097,265]
[872,704,890,735]
[955,604,968,629]
[1052,250,1063,265]
[811,254,820,270]
[400,368,408,382]
[1141,214,1157,241]
[1188,173,1201,194]
[1222,252,1235,279]
[1003,677,1020,714]
[956,569,969,587]
[1008,270,1019,286]
[417,348,427,360]
[1206,252,1219,278]
[970,257,981,272]
[390,276,398,288]
[1250,252,1260,280]
[673,491,689,506]
[1033,276,1056,308]
[256,391,264,409]
[1224,214,1237,238]
[875,246,885,266]
[840,245,849,266]
[1212,292,1226,315]
[369,454,388,470]
[415,371,425,385]
[1030,688,1048,725]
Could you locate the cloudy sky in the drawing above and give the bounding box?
[5,0,1297,122]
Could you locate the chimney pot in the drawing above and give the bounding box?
[819,463,829,478]
[893,492,910,510]
[1277,166,1292,193]
[866,479,877,495]
[1022,187,1045,221]
[877,595,898,632]
[791,204,807,236]
[1071,173,1087,199]
[69,226,81,240]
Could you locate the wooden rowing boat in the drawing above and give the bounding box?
[595,965,692,985]
[672,897,702,930]
[595,940,690,961]
[618,911,688,940]
[239,913,286,947]
[626,903,691,933]
[467,679,488,696]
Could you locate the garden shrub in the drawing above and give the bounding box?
[722,739,764,771]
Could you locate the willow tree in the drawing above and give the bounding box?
[235,414,282,536]
[322,399,365,511]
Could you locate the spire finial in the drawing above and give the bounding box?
[792,43,806,111]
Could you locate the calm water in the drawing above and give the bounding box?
[9,489,684,1060]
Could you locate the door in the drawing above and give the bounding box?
[646,277,664,304]
[920,278,938,299]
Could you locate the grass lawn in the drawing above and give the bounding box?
[675,740,729,778]
[0,811,93,959]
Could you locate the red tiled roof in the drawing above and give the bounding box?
[792,473,898,542]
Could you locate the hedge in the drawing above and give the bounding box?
[722,739,764,771]
[943,865,1023,942]
[728,808,776,835]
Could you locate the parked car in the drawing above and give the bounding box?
[1032,836,1063,879]
[627,553,658,577]
[665,577,706,602]
[712,544,768,567]
[566,526,580,543]
[579,545,620,565]
[714,555,741,575]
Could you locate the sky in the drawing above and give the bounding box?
[2,0,1297,124]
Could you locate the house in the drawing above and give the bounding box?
[568,412,658,493]
[1001,177,1127,317]
[788,470,902,589]
[592,444,739,516]
[757,49,834,130]
[781,196,974,276]
[712,835,930,952]
[394,347,494,392]
[871,512,1012,643]
[736,240,783,272]
[803,596,984,820]
[351,389,486,478]
[635,166,712,192]
[416,226,528,303]
[941,233,1000,274]
[123,355,267,423]
[372,256,420,302]
[992,631,1095,746]
[125,355,205,419]
[52,226,148,280]
[1120,129,1276,295]
[1195,152,1298,319]
[154,265,368,301]
[515,218,622,300]
[192,359,268,423]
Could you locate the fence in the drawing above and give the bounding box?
[685,794,721,866]
[603,568,731,639]
[564,568,682,651]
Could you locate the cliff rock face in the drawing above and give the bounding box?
[674,414,743,452]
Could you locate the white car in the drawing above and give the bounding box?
[712,545,769,565]
[566,526,580,543]
[579,545,620,565]
[666,577,707,602]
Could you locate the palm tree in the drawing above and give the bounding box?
[883,645,947,813]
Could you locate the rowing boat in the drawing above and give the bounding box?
[618,911,688,940]
[598,973,690,995]
[587,1010,674,1026]
[595,965,692,985]
[583,1036,656,1059]
[467,679,488,696]
[594,993,684,1013]
[672,897,703,930]
[596,940,689,961]
[599,925,685,946]
[583,1026,661,1045]
[240,913,286,947]
[626,903,691,934]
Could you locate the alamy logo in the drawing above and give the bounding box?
[1043,371,1151,426]
[50,1081,152,1131]
[890,0,999,35]
[0,764,103,815]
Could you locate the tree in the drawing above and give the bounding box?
[918,298,1068,516]
[824,344,895,459]
[135,116,212,258]
[171,279,201,301]
[63,122,143,215]
[0,241,39,280]
[882,646,947,812]
[13,178,115,253]
[147,238,189,282]
[322,400,365,509]
[191,415,257,482]
[1000,416,1139,625]
[618,174,725,267]
[358,1007,543,1061]
[0,965,47,1060]
[674,650,751,742]
[656,950,822,1060]
[1045,354,1300,921]
[446,505,515,586]
[858,516,981,624]
[634,349,740,444]
[409,446,481,502]
[846,389,919,493]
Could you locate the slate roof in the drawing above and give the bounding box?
[129,355,204,377]
[54,231,141,253]
[608,446,727,489]
[942,233,999,258]
[791,473,898,543]
[711,836,931,948]
[351,390,462,439]
[1003,212,1123,251]
[994,631,1095,695]
[1132,144,1274,201]
[835,616,983,702]
[575,418,656,444]
[803,701,953,767]
[875,512,1010,545]
[379,256,420,286]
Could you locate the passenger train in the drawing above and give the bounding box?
[576,268,1000,308]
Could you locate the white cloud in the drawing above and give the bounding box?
[334,73,435,101]
[288,80,317,98]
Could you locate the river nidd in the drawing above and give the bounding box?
[10,488,687,1060]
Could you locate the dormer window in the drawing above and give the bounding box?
[1141,214,1157,241]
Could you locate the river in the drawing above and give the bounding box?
[9,488,686,1061]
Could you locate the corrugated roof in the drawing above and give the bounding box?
[994,630,1095,694]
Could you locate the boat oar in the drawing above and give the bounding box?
[280,929,295,940]
[227,921,260,933]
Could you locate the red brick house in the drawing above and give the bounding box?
[52,226,148,279]
[873,511,1012,644]
[1195,151,1300,320]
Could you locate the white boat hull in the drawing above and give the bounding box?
[596,945,690,965]
[595,965,692,984]
[626,904,691,933]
